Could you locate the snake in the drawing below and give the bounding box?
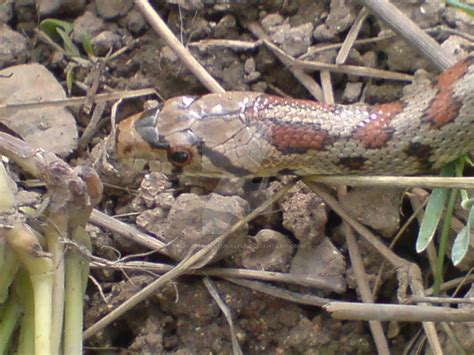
[116,56,474,177]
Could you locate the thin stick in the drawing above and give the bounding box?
[356,0,455,70]
[305,175,474,189]
[90,209,171,257]
[134,0,224,93]
[342,222,390,354]
[91,261,346,294]
[336,8,369,64]
[325,302,474,322]
[0,88,157,113]
[244,21,324,102]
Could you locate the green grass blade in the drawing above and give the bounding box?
[452,204,474,266]
[416,187,448,252]
[446,0,474,17]
[416,165,455,253]
[39,19,74,45]
[56,28,80,57]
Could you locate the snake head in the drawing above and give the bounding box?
[116,92,264,177]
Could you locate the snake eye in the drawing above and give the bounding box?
[168,147,192,167]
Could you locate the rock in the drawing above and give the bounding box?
[96,0,133,19]
[126,9,147,34]
[0,64,78,156]
[444,6,474,34]
[441,35,472,58]
[130,173,175,239]
[290,238,346,293]
[361,50,377,68]
[14,0,35,22]
[0,1,14,23]
[364,82,404,104]
[71,11,105,45]
[265,16,314,57]
[240,229,294,272]
[35,0,86,17]
[261,13,284,32]
[214,14,237,38]
[326,0,358,34]
[281,22,314,57]
[382,38,430,72]
[339,187,402,238]
[342,82,362,103]
[91,31,122,56]
[313,24,337,42]
[131,173,174,211]
[280,182,327,246]
[391,0,443,28]
[0,25,28,68]
[163,193,249,261]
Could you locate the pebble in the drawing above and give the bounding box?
[0,25,27,68]
[96,0,133,19]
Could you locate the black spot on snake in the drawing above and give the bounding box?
[338,156,368,170]
[403,142,434,170]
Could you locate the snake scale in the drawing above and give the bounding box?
[116,56,474,177]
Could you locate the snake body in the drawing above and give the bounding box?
[117,56,474,177]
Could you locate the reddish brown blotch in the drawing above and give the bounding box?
[427,57,471,128]
[353,102,404,149]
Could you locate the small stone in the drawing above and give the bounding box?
[339,187,402,238]
[251,81,267,92]
[290,238,346,293]
[0,1,14,23]
[163,193,249,261]
[441,35,472,58]
[361,51,377,68]
[342,82,362,103]
[214,14,237,38]
[444,6,474,34]
[96,0,133,19]
[126,9,147,34]
[260,13,284,32]
[383,39,429,72]
[35,0,86,16]
[71,11,105,45]
[244,57,256,74]
[0,64,78,155]
[280,181,327,246]
[326,0,357,34]
[0,25,28,68]
[241,229,294,272]
[313,24,337,42]
[91,31,122,56]
[281,22,314,57]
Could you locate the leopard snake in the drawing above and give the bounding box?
[116,56,474,177]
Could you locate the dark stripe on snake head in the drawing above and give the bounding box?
[202,144,253,176]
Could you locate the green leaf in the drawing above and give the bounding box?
[66,67,74,95]
[416,187,448,252]
[39,19,74,45]
[81,33,95,58]
[416,164,455,253]
[452,204,474,266]
[56,28,80,56]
